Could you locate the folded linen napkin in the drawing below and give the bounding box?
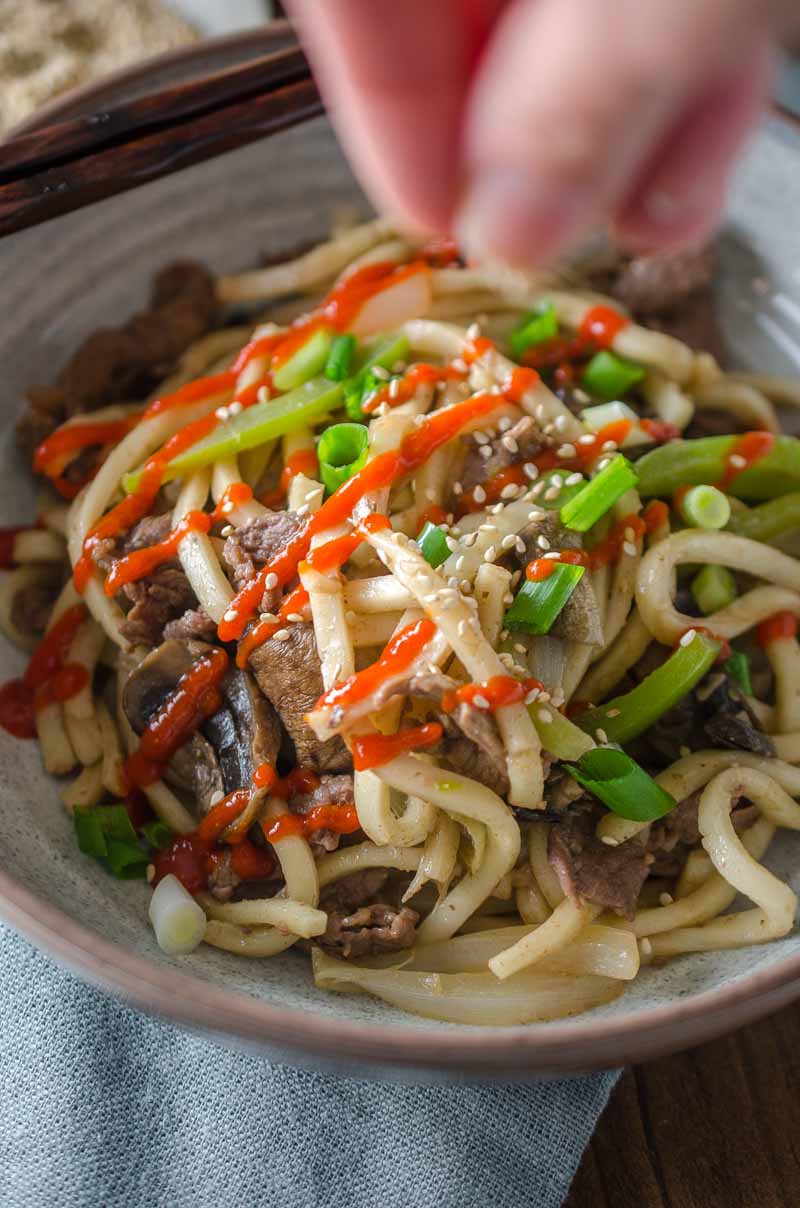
[0,924,617,1208]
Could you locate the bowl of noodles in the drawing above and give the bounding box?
[2,44,800,1076]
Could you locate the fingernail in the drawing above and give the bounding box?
[455,169,593,266]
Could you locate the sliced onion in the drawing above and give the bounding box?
[409,924,640,981]
[312,948,623,1025]
[350,271,432,337]
[148,874,207,956]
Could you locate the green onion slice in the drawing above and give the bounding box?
[105,837,149,880]
[679,484,731,530]
[691,564,736,615]
[416,522,450,568]
[317,422,370,495]
[141,819,174,851]
[509,303,558,359]
[576,631,720,744]
[73,808,108,859]
[724,650,753,696]
[581,350,645,400]
[504,563,585,635]
[272,327,333,392]
[564,748,677,822]
[528,703,595,761]
[324,333,357,382]
[560,454,638,532]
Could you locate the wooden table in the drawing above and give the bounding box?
[566,1002,800,1207]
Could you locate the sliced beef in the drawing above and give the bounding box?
[318,903,419,959]
[18,261,217,458]
[548,808,649,920]
[163,609,218,641]
[119,566,197,649]
[317,866,419,957]
[610,247,714,316]
[10,577,60,641]
[122,638,282,816]
[514,512,604,646]
[222,511,307,611]
[124,513,172,551]
[289,773,357,856]
[459,415,542,494]
[248,623,351,773]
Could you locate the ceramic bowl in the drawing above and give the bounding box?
[3,31,800,1078]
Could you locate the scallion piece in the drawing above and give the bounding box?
[105,837,149,880]
[724,650,753,695]
[576,630,720,744]
[691,564,736,615]
[582,350,645,400]
[679,484,731,530]
[504,563,585,635]
[509,303,558,358]
[560,454,638,532]
[317,422,370,495]
[73,808,107,859]
[529,704,595,761]
[341,330,411,420]
[324,333,357,382]
[96,804,138,842]
[142,820,173,851]
[416,522,450,569]
[564,748,677,822]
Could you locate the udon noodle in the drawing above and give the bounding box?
[3,217,800,1026]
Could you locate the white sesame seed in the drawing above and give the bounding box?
[544,485,561,501]
[605,708,621,718]
[423,593,438,604]
[286,612,304,624]
[554,414,570,432]
[500,483,521,500]
[595,457,612,472]
[578,433,596,445]
[264,573,279,590]
[729,453,747,469]
[460,579,473,593]
[640,938,653,955]
[389,378,400,399]
[473,694,491,710]
[501,435,519,454]
[659,893,674,907]
[257,386,271,404]
[391,360,407,374]
[532,481,546,497]
[372,365,390,381]
[535,404,547,421]
[514,642,527,654]
[260,612,277,624]
[466,323,482,341]
[484,546,496,563]
[463,532,478,547]
[479,445,493,461]
[557,443,576,459]
[523,463,539,481]
[220,525,234,537]
[455,556,465,572]
[565,472,583,486]
[499,628,510,640]
[524,687,540,704]
[473,485,486,504]
[595,728,608,744]
[209,789,225,806]
[498,416,512,432]
[222,608,238,623]
[574,389,591,404]
[228,401,243,416]
[215,406,230,420]
[489,502,505,515]
[445,536,458,552]
[537,708,553,723]
[511,569,522,586]
[273,629,290,642]
[515,537,526,555]
[543,551,561,560]
[451,357,469,374]
[537,535,551,550]
[501,534,517,550]
[601,836,620,847]
[221,501,234,515]
[447,576,459,589]
[680,628,697,647]
[623,541,638,557]
[375,402,390,417]
[601,440,618,453]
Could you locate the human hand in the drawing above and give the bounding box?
[286,0,798,266]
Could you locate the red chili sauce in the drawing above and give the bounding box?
[0,604,88,739]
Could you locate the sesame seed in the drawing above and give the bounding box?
[466,323,482,341]
[501,483,521,500]
[574,389,591,404]
[447,576,459,589]
[215,406,230,420]
[389,378,400,399]
[557,443,576,459]
[543,551,561,560]
[286,612,304,623]
[623,541,638,557]
[457,619,468,637]
[220,525,234,537]
[451,357,468,374]
[554,414,570,432]
[463,532,478,547]
[524,687,540,704]
[146,864,155,883]
[537,535,551,550]
[264,573,279,590]
[595,728,608,744]
[484,546,496,562]
[501,435,519,454]
[659,893,674,907]
[578,433,596,445]
[523,463,539,481]
[601,836,620,848]
[257,386,271,404]
[228,401,243,416]
[273,629,290,642]
[472,694,490,710]
[544,485,561,501]
[532,482,546,497]
[595,457,612,472]
[260,612,277,624]
[489,502,505,515]
[511,570,522,586]
[535,404,547,421]
[605,708,621,718]
[391,360,407,374]
[221,502,234,515]
[460,579,473,593]
[479,445,492,461]
[514,642,527,654]
[601,440,618,453]
[501,534,517,550]
[372,365,390,381]
[223,609,238,623]
[640,938,653,955]
[537,708,553,723]
[445,536,458,552]
[680,629,697,647]
[515,537,526,555]
[729,453,747,469]
[455,556,465,571]
[498,416,512,432]
[565,472,583,486]
[473,485,486,504]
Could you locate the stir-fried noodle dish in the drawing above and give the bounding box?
[4,218,800,1025]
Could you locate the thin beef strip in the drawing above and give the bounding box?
[289,773,357,856]
[458,415,542,494]
[318,869,418,959]
[18,262,217,457]
[248,623,351,773]
[548,807,649,920]
[222,511,306,613]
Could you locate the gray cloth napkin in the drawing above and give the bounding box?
[0,924,618,1208]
